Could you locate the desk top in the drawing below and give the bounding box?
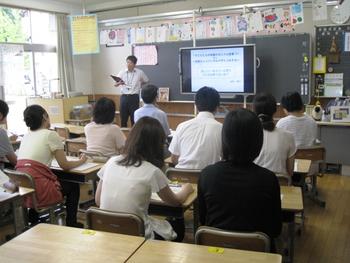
[151,184,197,208]
[51,159,103,175]
[0,187,34,204]
[317,121,350,127]
[128,239,281,263]
[0,224,145,263]
[294,159,311,174]
[281,186,303,212]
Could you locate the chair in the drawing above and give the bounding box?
[165,167,201,184]
[4,169,65,226]
[120,127,131,138]
[195,226,270,253]
[66,137,87,156]
[86,207,145,237]
[54,127,70,140]
[294,146,326,207]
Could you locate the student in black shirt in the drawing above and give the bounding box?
[198,108,282,250]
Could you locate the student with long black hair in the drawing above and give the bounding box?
[254,93,296,177]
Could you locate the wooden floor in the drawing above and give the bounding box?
[294,174,350,263]
[1,174,350,263]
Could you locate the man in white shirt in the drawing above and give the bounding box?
[169,86,222,169]
[276,91,317,148]
[115,55,149,127]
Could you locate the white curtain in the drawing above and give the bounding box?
[0,44,24,100]
[56,13,75,97]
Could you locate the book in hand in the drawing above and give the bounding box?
[110,75,124,83]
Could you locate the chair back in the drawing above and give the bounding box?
[165,167,201,184]
[295,146,326,175]
[120,127,131,138]
[86,207,145,236]
[4,169,39,209]
[66,138,86,156]
[276,174,292,186]
[54,127,70,140]
[195,226,270,252]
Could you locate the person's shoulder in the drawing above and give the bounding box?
[253,163,276,179]
[275,127,293,138]
[201,161,224,177]
[135,68,145,74]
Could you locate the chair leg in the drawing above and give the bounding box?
[49,208,56,224]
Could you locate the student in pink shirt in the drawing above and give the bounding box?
[85,97,126,156]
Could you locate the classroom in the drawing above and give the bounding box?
[0,0,350,262]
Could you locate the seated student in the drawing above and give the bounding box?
[134,84,170,136]
[253,93,296,177]
[95,117,193,241]
[198,109,282,250]
[168,86,222,169]
[85,97,126,156]
[16,105,87,227]
[276,91,317,148]
[0,100,17,170]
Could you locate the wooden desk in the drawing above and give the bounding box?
[0,187,35,235]
[0,224,145,263]
[149,184,198,230]
[66,118,91,126]
[51,161,103,184]
[51,123,85,136]
[127,239,282,263]
[280,186,303,263]
[66,137,87,156]
[281,186,303,212]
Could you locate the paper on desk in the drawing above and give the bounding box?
[151,185,182,201]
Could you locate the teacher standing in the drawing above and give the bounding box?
[115,55,149,127]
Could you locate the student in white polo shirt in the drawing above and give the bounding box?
[276,91,317,148]
[169,86,222,169]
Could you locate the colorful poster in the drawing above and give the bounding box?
[69,14,99,55]
[156,25,168,42]
[99,30,108,45]
[221,16,234,37]
[136,27,145,43]
[236,15,248,33]
[290,3,304,24]
[116,29,126,45]
[127,28,136,44]
[107,29,118,45]
[208,18,222,38]
[168,23,181,41]
[145,27,156,43]
[196,19,207,39]
[246,11,264,32]
[312,0,327,21]
[133,45,158,65]
[262,8,282,31]
[179,22,193,41]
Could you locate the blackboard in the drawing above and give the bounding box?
[137,33,311,103]
[315,25,350,97]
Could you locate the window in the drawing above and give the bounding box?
[0,6,58,135]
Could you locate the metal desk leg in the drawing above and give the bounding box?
[193,199,199,235]
[287,216,295,263]
[11,198,25,236]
